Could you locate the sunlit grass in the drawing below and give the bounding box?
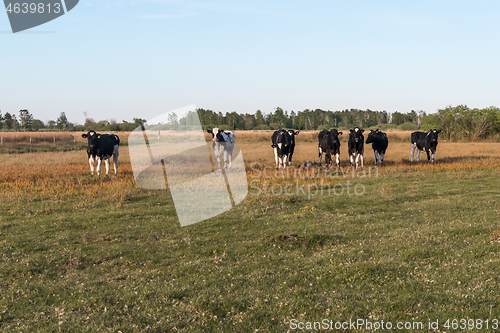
[0,134,500,331]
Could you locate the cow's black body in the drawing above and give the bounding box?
[271,129,292,169]
[365,129,388,166]
[82,131,120,176]
[286,130,299,165]
[348,127,364,168]
[410,129,440,163]
[318,129,342,167]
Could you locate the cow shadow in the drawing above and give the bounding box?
[402,155,492,165]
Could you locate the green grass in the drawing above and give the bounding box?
[1,153,500,331]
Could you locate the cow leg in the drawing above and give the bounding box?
[379,153,384,166]
[227,145,233,169]
[274,147,279,169]
[335,153,340,167]
[349,154,354,167]
[410,143,416,163]
[373,150,379,166]
[359,154,364,168]
[283,155,288,169]
[88,156,95,175]
[431,149,435,163]
[416,149,421,162]
[228,152,233,169]
[426,150,431,163]
[104,159,110,176]
[355,154,359,169]
[97,158,102,176]
[113,146,119,175]
[318,147,322,166]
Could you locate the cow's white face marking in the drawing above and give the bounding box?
[355,128,359,132]
[211,127,219,142]
[277,143,282,149]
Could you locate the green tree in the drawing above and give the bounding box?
[31,119,45,131]
[56,112,69,130]
[391,112,405,125]
[19,109,33,131]
[3,112,16,130]
[47,120,56,130]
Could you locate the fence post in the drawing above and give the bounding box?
[1,136,3,144]
[30,137,32,144]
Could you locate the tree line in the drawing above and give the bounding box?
[1,105,499,140]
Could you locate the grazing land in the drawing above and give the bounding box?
[0,131,499,332]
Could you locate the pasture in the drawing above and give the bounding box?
[1,130,500,332]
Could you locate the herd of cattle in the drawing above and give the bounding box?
[80,127,442,176]
[271,127,441,170]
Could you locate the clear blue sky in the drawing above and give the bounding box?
[1,0,499,125]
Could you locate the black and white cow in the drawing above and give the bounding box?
[410,129,441,163]
[271,129,292,170]
[348,127,364,168]
[318,129,342,167]
[82,131,120,176]
[365,129,388,166]
[207,127,236,169]
[286,130,299,166]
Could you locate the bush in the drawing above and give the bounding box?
[377,123,398,131]
[268,123,281,130]
[255,124,271,130]
[316,125,331,131]
[397,122,419,131]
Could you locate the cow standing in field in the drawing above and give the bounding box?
[271,129,292,170]
[82,131,120,176]
[410,129,441,163]
[348,127,364,168]
[286,130,299,166]
[318,129,342,167]
[207,127,235,169]
[365,129,388,166]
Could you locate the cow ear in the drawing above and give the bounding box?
[360,129,364,133]
[437,129,441,134]
[376,129,379,132]
[350,129,354,133]
[207,129,212,133]
[271,144,277,148]
[82,134,87,138]
[218,129,224,133]
[295,131,299,135]
[338,132,343,136]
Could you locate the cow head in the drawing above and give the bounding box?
[207,128,223,142]
[287,130,299,144]
[271,130,290,150]
[365,129,379,144]
[330,129,342,143]
[82,131,99,150]
[427,129,441,143]
[350,127,364,143]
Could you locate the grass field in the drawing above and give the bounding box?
[1,131,500,332]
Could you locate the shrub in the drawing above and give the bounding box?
[397,122,419,131]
